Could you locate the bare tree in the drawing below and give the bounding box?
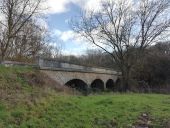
[39,43,62,59]
[9,19,46,61]
[84,49,114,68]
[0,0,44,61]
[71,0,170,91]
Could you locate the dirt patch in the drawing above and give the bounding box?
[158,118,170,128]
[18,71,61,90]
[165,120,170,128]
[133,113,153,128]
[18,71,75,94]
[93,117,118,128]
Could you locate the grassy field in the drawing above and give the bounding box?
[0,66,170,128]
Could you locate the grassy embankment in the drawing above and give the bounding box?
[0,66,170,128]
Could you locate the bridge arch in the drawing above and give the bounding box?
[106,79,115,91]
[91,79,104,91]
[65,79,88,92]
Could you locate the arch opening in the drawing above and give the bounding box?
[65,79,88,93]
[91,79,104,92]
[106,79,115,91]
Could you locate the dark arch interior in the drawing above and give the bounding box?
[91,79,104,91]
[106,79,115,91]
[65,79,88,92]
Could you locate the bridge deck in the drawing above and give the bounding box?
[38,58,120,75]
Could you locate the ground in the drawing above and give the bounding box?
[0,66,170,128]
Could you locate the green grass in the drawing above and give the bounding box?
[1,94,170,128]
[0,66,170,128]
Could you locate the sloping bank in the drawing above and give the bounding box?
[0,66,170,128]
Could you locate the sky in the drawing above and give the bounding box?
[45,0,103,56]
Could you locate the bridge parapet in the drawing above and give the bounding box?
[37,57,120,75]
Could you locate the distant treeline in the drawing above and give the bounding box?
[56,50,117,69]
[56,42,170,93]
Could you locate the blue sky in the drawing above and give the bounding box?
[47,3,80,31]
[45,0,102,55]
[47,4,83,55]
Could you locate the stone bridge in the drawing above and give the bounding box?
[38,58,121,92]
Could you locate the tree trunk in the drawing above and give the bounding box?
[0,51,5,63]
[121,67,131,92]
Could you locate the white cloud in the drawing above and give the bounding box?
[60,30,75,42]
[45,0,135,15]
[53,29,62,36]
[45,0,69,14]
[45,0,83,14]
[45,0,104,14]
[46,0,130,14]
[83,0,103,12]
[52,29,79,43]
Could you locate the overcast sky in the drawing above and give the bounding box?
[45,0,103,56]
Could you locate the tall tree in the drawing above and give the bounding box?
[71,0,170,91]
[10,20,46,61]
[0,0,44,61]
